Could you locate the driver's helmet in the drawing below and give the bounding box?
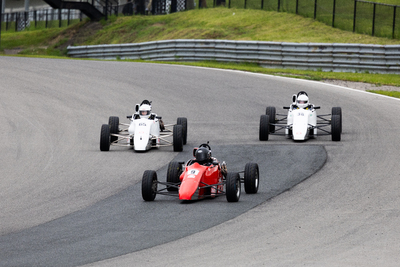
[139,104,151,118]
[297,94,309,108]
[195,147,211,163]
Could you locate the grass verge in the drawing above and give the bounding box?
[367,90,400,98]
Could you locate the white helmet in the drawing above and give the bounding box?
[139,104,151,118]
[297,94,309,108]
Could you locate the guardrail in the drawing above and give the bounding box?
[67,40,400,74]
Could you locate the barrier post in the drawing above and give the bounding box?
[332,0,336,27]
[393,6,397,39]
[353,0,357,32]
[372,3,376,36]
[0,0,2,49]
[314,0,317,20]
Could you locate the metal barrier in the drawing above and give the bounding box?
[67,40,400,73]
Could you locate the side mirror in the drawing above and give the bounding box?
[292,94,297,103]
[135,104,140,112]
[193,148,198,157]
[314,106,320,109]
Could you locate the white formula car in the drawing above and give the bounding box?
[100,100,187,152]
[259,91,342,141]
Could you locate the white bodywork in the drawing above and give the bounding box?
[286,107,317,140]
[101,100,186,152]
[108,114,178,152]
[259,93,341,142]
[128,117,160,151]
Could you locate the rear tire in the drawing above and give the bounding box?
[173,125,183,152]
[265,106,276,133]
[331,115,341,141]
[167,161,182,192]
[142,170,157,201]
[259,115,270,141]
[244,163,259,194]
[109,116,119,142]
[332,107,342,133]
[177,117,187,145]
[226,172,241,202]
[100,124,110,151]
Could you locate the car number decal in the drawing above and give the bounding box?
[189,169,199,175]
[139,123,146,126]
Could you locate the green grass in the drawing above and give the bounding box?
[368,90,400,98]
[82,8,399,45]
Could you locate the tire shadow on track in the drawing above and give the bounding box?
[0,144,326,267]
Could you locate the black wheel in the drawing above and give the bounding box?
[226,172,241,202]
[309,128,314,138]
[166,161,182,192]
[142,170,157,201]
[100,124,110,151]
[331,114,341,141]
[173,124,183,152]
[108,116,119,142]
[332,107,342,133]
[265,106,276,133]
[259,115,270,141]
[177,117,187,145]
[244,162,259,194]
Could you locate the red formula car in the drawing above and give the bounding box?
[141,143,260,202]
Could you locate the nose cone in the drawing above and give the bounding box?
[179,177,200,200]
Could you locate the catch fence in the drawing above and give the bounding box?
[207,0,399,39]
[0,8,85,32]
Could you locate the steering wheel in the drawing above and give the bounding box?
[199,143,211,151]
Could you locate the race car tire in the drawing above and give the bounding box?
[244,162,259,194]
[332,107,342,133]
[331,115,341,141]
[226,172,241,202]
[166,161,182,192]
[142,170,158,201]
[259,115,270,141]
[100,124,110,151]
[265,106,276,133]
[108,116,119,143]
[173,125,183,152]
[177,117,188,145]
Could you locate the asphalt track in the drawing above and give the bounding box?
[1,57,399,266]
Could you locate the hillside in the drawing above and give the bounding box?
[1,8,399,56]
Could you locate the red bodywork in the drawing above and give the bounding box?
[178,162,224,200]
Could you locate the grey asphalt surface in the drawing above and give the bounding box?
[1,57,399,267]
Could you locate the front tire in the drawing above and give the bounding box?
[332,107,342,133]
[173,124,183,152]
[142,170,158,201]
[100,124,110,151]
[244,163,259,194]
[226,172,241,202]
[265,106,276,133]
[109,116,119,143]
[331,115,341,141]
[167,161,182,192]
[177,117,187,145]
[259,115,270,141]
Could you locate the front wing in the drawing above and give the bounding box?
[110,122,176,148]
[270,113,333,136]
